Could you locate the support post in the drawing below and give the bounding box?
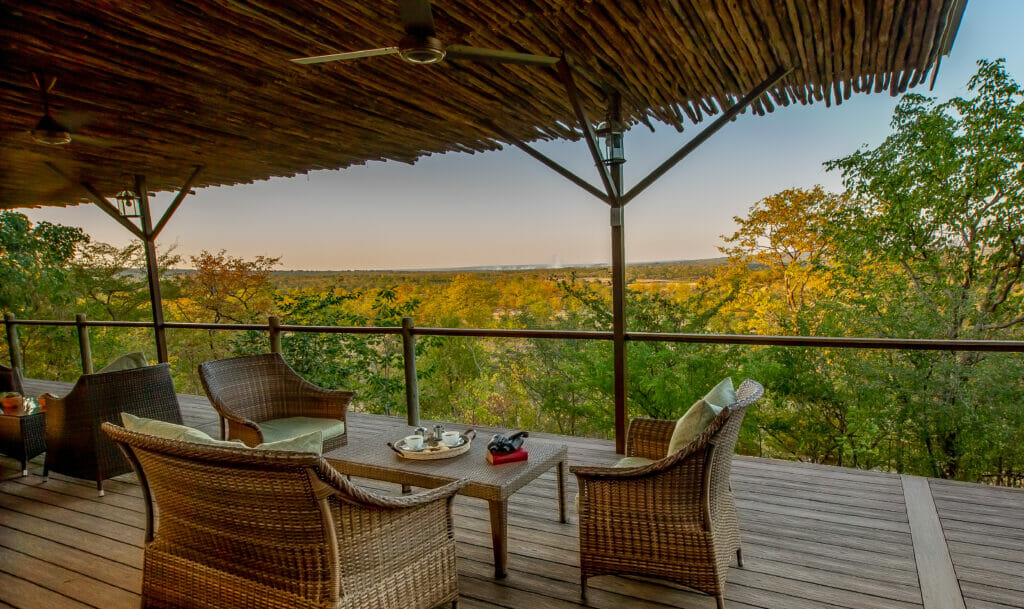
[136,175,169,363]
[401,316,420,426]
[604,89,628,454]
[268,316,282,354]
[75,314,94,374]
[610,186,627,455]
[4,313,23,372]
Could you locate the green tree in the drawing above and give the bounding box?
[0,211,89,379]
[825,59,1024,481]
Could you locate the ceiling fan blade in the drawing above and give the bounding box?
[399,0,435,34]
[291,47,400,64]
[57,109,97,130]
[445,45,559,66]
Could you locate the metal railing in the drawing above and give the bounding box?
[5,312,1024,439]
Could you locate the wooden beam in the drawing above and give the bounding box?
[135,175,169,363]
[43,162,145,240]
[557,59,619,204]
[151,165,203,240]
[484,121,610,205]
[901,476,968,609]
[621,67,793,206]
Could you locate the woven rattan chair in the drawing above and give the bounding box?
[200,353,353,450]
[103,422,464,609]
[40,363,182,496]
[572,379,764,609]
[0,363,24,394]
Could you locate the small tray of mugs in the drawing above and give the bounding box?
[388,426,476,460]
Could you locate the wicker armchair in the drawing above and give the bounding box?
[200,353,353,450]
[571,379,764,609]
[40,363,182,496]
[0,363,24,394]
[103,422,464,609]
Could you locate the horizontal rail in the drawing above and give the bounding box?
[413,327,612,340]
[5,316,1024,352]
[626,332,1024,352]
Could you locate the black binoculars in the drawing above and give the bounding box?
[487,430,528,454]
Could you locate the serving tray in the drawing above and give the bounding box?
[388,430,476,460]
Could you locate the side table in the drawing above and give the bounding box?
[0,408,46,476]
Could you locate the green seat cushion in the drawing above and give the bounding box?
[614,456,655,468]
[666,377,736,456]
[259,417,345,445]
[99,352,148,374]
[254,431,323,454]
[121,413,322,454]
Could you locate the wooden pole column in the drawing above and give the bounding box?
[4,313,23,372]
[135,175,169,363]
[609,168,627,455]
[75,313,94,374]
[401,316,420,426]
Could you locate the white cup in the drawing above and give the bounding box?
[403,434,424,450]
[441,431,461,447]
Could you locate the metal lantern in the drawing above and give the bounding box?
[115,189,141,218]
[596,119,625,165]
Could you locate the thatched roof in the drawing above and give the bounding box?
[1,0,966,208]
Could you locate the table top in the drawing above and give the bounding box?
[324,419,567,501]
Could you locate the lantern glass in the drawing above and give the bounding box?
[116,190,141,218]
[596,121,625,164]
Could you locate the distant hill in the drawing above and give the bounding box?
[156,258,729,290]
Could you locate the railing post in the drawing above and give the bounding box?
[75,313,94,375]
[4,313,23,372]
[401,316,420,426]
[268,316,282,354]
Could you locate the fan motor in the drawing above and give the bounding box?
[399,35,445,64]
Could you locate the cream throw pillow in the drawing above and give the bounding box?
[120,413,322,454]
[666,377,736,456]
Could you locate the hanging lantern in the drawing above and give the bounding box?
[115,189,141,218]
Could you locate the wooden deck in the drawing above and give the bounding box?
[1,379,1022,609]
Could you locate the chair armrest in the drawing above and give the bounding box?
[316,461,465,510]
[38,392,64,407]
[625,417,676,460]
[222,413,264,447]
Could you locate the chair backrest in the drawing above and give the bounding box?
[0,363,24,394]
[706,379,764,518]
[103,422,400,606]
[45,363,182,481]
[104,422,338,603]
[199,353,308,423]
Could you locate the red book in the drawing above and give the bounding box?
[486,447,529,465]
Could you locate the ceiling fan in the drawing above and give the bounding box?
[31,74,72,145]
[290,0,559,67]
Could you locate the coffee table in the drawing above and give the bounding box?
[0,400,46,477]
[324,419,568,578]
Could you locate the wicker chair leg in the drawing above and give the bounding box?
[716,594,726,609]
[580,575,588,599]
[451,601,458,609]
[736,547,744,567]
[97,479,105,497]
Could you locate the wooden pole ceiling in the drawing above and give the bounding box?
[1,0,966,208]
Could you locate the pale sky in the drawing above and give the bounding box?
[26,1,1024,271]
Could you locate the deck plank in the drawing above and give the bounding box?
[902,476,968,609]
[0,379,1020,609]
